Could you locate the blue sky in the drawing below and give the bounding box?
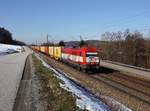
[0,0,150,43]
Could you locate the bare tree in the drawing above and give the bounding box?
[100,29,150,68]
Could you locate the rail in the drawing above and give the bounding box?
[101,60,150,73]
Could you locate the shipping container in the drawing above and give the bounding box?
[53,46,62,60]
[40,46,45,53]
[48,46,54,57]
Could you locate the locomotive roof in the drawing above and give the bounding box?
[63,46,97,52]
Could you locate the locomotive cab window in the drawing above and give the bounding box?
[86,52,98,57]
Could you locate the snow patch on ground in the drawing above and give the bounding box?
[0,43,23,55]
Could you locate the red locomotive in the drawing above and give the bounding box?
[62,46,100,71]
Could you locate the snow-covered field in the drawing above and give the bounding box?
[0,43,23,56]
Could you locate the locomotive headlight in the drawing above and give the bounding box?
[94,57,99,62]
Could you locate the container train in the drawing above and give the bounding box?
[32,45,100,72]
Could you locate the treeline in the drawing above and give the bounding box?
[100,29,150,69]
[0,27,26,46]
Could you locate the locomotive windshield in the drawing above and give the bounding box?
[86,52,98,57]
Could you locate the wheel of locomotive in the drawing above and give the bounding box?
[95,66,100,73]
[82,68,88,73]
[79,66,82,71]
[86,68,89,73]
[78,64,82,71]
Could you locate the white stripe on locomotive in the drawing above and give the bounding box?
[62,53,83,62]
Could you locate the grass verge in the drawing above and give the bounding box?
[32,55,85,111]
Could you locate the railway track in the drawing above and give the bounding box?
[91,73,150,105]
[101,60,150,81]
[103,60,150,73]
[38,53,150,110]
[109,73,150,90]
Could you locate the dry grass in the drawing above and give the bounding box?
[32,55,86,111]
